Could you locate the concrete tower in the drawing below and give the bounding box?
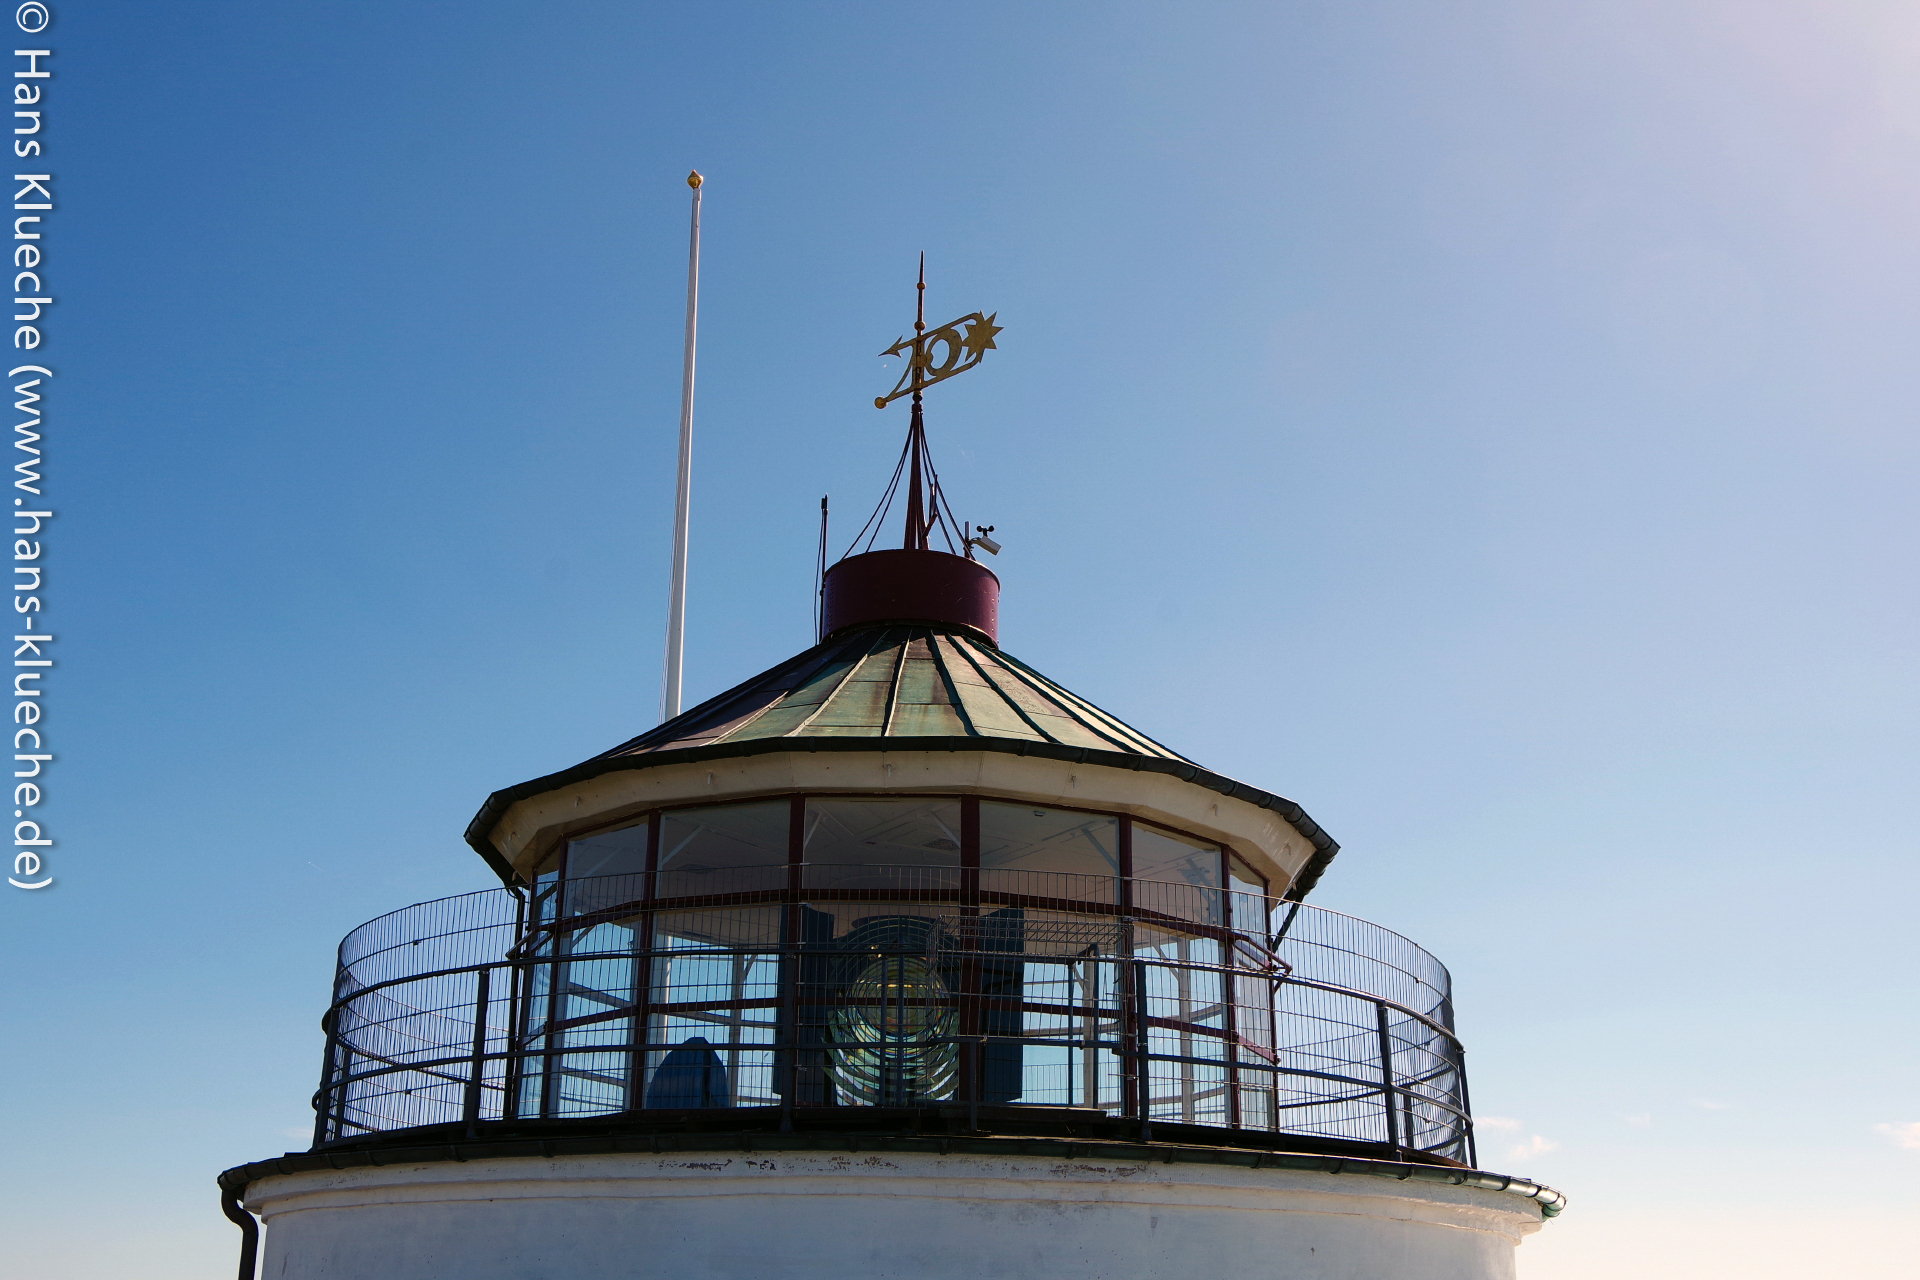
[218,295,1563,1279]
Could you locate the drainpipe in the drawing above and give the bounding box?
[220,1183,259,1280]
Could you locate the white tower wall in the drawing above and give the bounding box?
[248,1149,1546,1280]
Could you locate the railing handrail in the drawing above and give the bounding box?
[336,865,1452,993]
[322,945,1460,1047]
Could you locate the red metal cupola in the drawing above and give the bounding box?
[821,548,999,644]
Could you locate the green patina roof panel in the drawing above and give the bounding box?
[599,623,1193,765]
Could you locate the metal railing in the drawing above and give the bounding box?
[314,869,1474,1166]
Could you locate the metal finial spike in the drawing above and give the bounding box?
[915,254,926,332]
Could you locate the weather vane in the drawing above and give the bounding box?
[840,257,1003,561]
[873,255,1002,409]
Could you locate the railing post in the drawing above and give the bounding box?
[1375,999,1400,1156]
[462,966,492,1137]
[503,953,528,1122]
[967,1038,980,1132]
[310,999,343,1150]
[1133,956,1153,1143]
[1456,1045,1477,1168]
[777,930,799,1129]
[502,892,528,1123]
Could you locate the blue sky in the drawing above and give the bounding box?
[5,2,1918,1275]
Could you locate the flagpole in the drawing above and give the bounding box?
[662,170,702,722]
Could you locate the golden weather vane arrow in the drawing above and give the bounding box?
[862,257,1004,554]
[873,256,1003,409]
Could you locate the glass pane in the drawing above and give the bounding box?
[636,908,784,1111]
[645,940,781,1110]
[548,920,638,1117]
[564,819,650,916]
[1028,1047,1124,1113]
[1013,942,1125,1112]
[1140,941,1231,1126]
[789,900,948,943]
[1227,852,1268,939]
[802,798,962,893]
[568,820,650,880]
[1131,823,1223,926]
[650,907,785,951]
[1134,926,1222,967]
[1133,824,1222,887]
[657,801,790,900]
[528,848,564,933]
[980,803,1119,903]
[533,846,563,882]
[1227,853,1265,897]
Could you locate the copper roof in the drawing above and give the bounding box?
[466,623,1339,897]
[600,623,1188,760]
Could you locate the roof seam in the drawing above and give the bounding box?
[993,648,1194,762]
[705,643,852,748]
[597,649,815,757]
[781,629,893,738]
[945,634,1060,744]
[879,629,910,737]
[922,633,979,737]
[974,646,1146,757]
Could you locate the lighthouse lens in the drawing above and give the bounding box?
[825,937,959,1106]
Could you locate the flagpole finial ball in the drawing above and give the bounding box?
[687,171,703,188]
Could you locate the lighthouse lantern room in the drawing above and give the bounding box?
[217,271,1562,1280]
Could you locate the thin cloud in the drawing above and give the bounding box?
[1624,1113,1653,1128]
[1873,1121,1920,1150]
[1476,1114,1556,1161]
[1506,1133,1560,1161]
[1692,1099,1734,1111]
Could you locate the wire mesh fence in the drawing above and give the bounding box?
[315,870,1473,1165]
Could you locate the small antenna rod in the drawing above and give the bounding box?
[815,495,829,643]
[661,170,702,722]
